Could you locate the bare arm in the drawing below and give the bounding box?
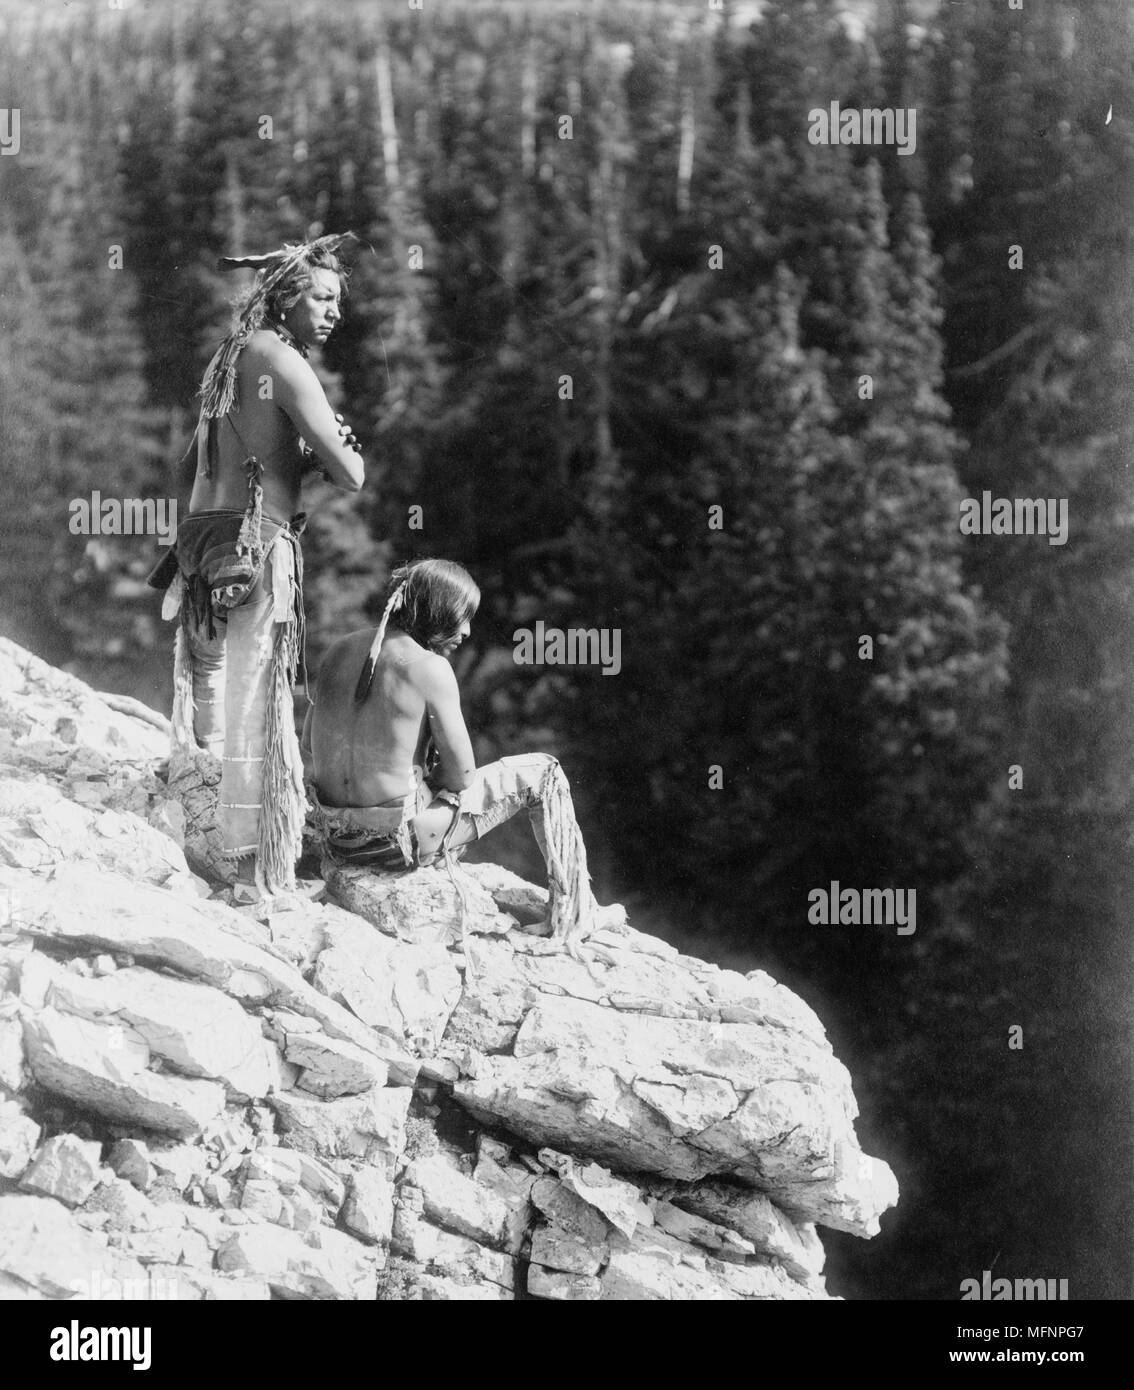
[417,656,476,792]
[271,349,365,492]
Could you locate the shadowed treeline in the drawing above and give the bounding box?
[0,0,1130,1299]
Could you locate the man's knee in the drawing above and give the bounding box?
[500,752,558,781]
[186,621,225,670]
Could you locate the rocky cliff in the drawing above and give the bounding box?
[0,636,897,1301]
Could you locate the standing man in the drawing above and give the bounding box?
[151,233,365,900]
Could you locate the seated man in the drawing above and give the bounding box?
[301,558,608,952]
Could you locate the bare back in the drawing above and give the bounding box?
[306,626,477,808]
[307,630,428,806]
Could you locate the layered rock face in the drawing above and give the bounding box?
[0,637,897,1300]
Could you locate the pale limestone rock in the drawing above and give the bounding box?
[22,1008,225,1137]
[3,863,391,1062]
[0,641,901,1302]
[0,1100,40,1180]
[454,991,896,1236]
[142,1261,270,1301]
[667,1180,825,1282]
[307,1226,382,1292]
[312,914,460,1055]
[476,1135,512,1165]
[81,1176,161,1232]
[19,1133,104,1207]
[599,1224,820,1301]
[202,1275,273,1300]
[269,1085,412,1173]
[202,1175,233,1207]
[442,937,531,1054]
[354,1035,419,1088]
[652,1201,757,1263]
[270,1008,320,1036]
[46,965,273,1100]
[0,777,189,888]
[263,1039,295,1094]
[116,1225,211,1267]
[341,1168,395,1246]
[0,1193,148,1299]
[460,862,549,924]
[263,906,328,972]
[527,1265,603,1300]
[145,1142,207,1192]
[217,1223,377,1300]
[17,950,55,1009]
[324,860,503,946]
[244,1147,305,1191]
[293,1153,345,1207]
[166,747,226,882]
[203,1114,255,1162]
[286,1030,388,1099]
[181,1207,228,1248]
[471,1151,536,1222]
[0,1016,26,1091]
[76,1210,112,1230]
[402,1151,527,1253]
[392,1204,515,1292]
[530,1225,608,1275]
[529,1177,612,1245]
[279,1187,322,1232]
[415,1273,513,1300]
[0,639,168,761]
[241,1179,284,1224]
[540,1153,653,1239]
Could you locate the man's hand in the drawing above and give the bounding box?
[301,415,359,480]
[334,413,360,451]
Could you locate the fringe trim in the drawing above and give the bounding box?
[538,760,599,946]
[198,334,252,445]
[235,464,265,572]
[171,625,197,751]
[256,613,305,895]
[439,842,479,979]
[431,761,598,970]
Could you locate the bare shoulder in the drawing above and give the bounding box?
[410,650,458,701]
[243,330,317,384]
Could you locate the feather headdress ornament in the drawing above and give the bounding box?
[198,231,357,427]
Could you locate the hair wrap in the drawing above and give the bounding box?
[353,581,408,705]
